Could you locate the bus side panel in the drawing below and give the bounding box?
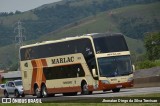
[46,78,82,94]
[21,59,47,95]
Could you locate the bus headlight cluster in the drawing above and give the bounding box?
[127,77,133,82]
[101,80,110,84]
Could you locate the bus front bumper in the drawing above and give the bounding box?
[98,80,134,91]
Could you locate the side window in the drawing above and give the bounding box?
[8,82,11,87]
[43,64,85,80]
[9,82,14,87]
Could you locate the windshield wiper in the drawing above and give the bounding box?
[120,71,133,76]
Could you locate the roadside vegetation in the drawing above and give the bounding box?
[135,32,160,70]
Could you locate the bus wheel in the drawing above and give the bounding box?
[35,87,42,98]
[112,88,120,93]
[41,85,48,97]
[81,82,90,95]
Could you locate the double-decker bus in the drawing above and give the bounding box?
[19,33,134,98]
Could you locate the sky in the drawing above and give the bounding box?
[0,0,61,13]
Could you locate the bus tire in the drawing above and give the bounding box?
[35,87,42,98]
[112,88,120,93]
[81,81,90,95]
[41,85,48,98]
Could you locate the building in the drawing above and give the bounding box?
[1,71,21,83]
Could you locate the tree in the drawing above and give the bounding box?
[144,32,160,60]
[15,10,21,14]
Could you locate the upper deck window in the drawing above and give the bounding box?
[93,34,128,54]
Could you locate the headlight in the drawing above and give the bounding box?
[127,77,133,82]
[101,80,110,84]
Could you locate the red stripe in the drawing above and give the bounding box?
[31,60,37,68]
[41,59,47,67]
[30,59,47,94]
[31,68,37,94]
[47,86,81,94]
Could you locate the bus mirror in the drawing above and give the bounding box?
[132,65,135,72]
[92,69,98,77]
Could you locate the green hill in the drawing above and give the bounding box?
[37,8,145,54]
[1,2,156,70]
[0,0,159,47]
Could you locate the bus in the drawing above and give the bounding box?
[19,33,134,98]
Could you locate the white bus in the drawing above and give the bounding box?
[19,33,134,98]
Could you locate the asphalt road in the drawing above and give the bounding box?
[0,87,160,103]
[1,87,160,103]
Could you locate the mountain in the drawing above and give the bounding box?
[0,0,159,47]
[0,0,160,70]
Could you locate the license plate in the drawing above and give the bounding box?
[116,85,122,88]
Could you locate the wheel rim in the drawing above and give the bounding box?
[82,83,89,94]
[42,87,47,97]
[83,84,88,92]
[42,86,47,97]
[36,88,40,96]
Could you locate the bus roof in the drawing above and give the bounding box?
[84,32,123,38]
[20,35,91,49]
[20,32,123,49]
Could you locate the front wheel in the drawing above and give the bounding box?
[112,88,120,93]
[81,82,92,95]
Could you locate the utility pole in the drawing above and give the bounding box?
[14,20,26,71]
[14,20,26,48]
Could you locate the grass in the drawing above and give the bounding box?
[155,60,160,66]
[136,60,160,70]
[0,103,159,106]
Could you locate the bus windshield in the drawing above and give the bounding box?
[98,55,132,77]
[93,34,128,54]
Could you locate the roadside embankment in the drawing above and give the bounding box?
[134,67,160,88]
